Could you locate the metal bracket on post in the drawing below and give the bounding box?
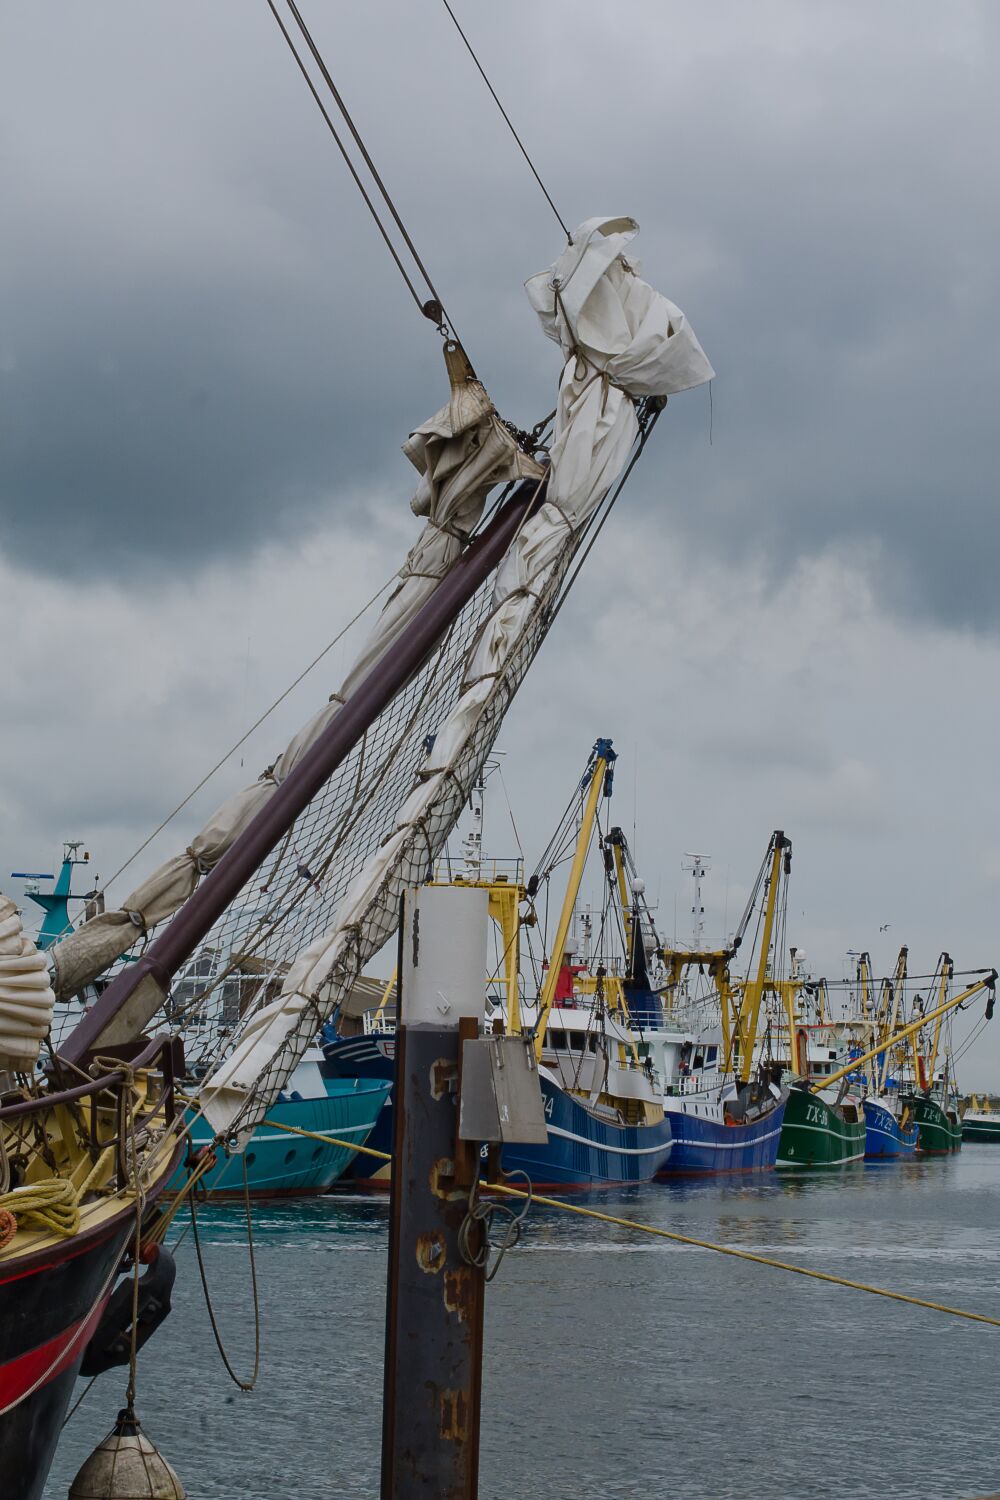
[458,1035,548,1146]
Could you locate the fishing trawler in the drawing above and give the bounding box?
[851,951,918,1159]
[962,1097,1000,1141]
[901,955,964,1153]
[766,954,868,1168]
[497,741,673,1187]
[327,741,675,1188]
[777,950,995,1168]
[593,831,787,1174]
[175,1051,390,1198]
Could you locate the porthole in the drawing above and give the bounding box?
[284,1148,297,1164]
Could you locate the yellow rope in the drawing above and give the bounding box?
[0,1143,119,1242]
[261,1118,1000,1333]
[0,1179,80,1238]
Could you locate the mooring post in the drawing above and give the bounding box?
[381,883,489,1500]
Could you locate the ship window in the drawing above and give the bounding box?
[570,1033,585,1051]
[551,1031,567,1050]
[245,1152,256,1166]
[706,1046,718,1065]
[312,1146,324,1161]
[693,1054,704,1070]
[284,1149,297,1164]
[588,1036,598,1053]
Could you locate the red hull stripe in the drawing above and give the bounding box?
[0,1295,109,1410]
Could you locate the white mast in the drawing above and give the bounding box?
[682,852,710,950]
[461,772,486,880]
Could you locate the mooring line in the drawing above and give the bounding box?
[260,1119,1000,1332]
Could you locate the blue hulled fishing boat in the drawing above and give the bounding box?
[862,1096,917,1159]
[598,830,789,1175]
[321,1025,396,1187]
[323,741,674,1188]
[501,1065,672,1187]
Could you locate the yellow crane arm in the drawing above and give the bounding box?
[732,831,791,1084]
[927,952,953,1083]
[610,837,634,962]
[815,970,996,1095]
[533,742,614,1062]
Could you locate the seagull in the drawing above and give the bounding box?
[879,923,891,932]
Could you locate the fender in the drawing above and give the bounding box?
[80,1244,176,1378]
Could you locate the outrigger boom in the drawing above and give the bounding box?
[805,969,997,1095]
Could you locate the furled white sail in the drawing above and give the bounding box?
[49,354,542,1003]
[0,897,56,1071]
[201,217,713,1138]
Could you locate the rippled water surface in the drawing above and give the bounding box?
[47,1149,1000,1499]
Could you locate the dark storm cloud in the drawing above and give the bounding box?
[2,2,997,623]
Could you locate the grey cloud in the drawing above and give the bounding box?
[1,0,997,630]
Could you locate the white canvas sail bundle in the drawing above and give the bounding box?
[0,897,56,1071]
[200,217,713,1137]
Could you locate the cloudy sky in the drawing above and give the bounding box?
[3,2,998,1081]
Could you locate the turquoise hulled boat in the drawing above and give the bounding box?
[175,1052,390,1198]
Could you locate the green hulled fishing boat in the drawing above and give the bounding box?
[962,1099,1000,1141]
[776,1084,866,1168]
[907,1093,962,1153]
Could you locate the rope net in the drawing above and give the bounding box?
[210,537,577,1139]
[52,567,496,1060]
[47,510,574,1142]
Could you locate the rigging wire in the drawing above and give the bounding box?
[95,571,396,901]
[439,0,570,241]
[265,0,460,341]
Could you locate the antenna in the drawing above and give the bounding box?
[681,852,710,950]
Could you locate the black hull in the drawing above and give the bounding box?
[0,1219,134,1500]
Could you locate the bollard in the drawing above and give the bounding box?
[380,884,489,1500]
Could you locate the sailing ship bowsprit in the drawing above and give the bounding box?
[1,214,713,1496]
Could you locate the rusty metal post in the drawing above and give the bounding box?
[381,884,488,1500]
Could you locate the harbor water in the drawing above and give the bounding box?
[47,1149,1000,1499]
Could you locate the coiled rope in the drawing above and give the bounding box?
[0,1144,117,1245]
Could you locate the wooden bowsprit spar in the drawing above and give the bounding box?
[59,477,544,1069]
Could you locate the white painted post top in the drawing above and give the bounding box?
[401,884,489,1027]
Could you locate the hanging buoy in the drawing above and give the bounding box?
[68,1407,186,1499]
